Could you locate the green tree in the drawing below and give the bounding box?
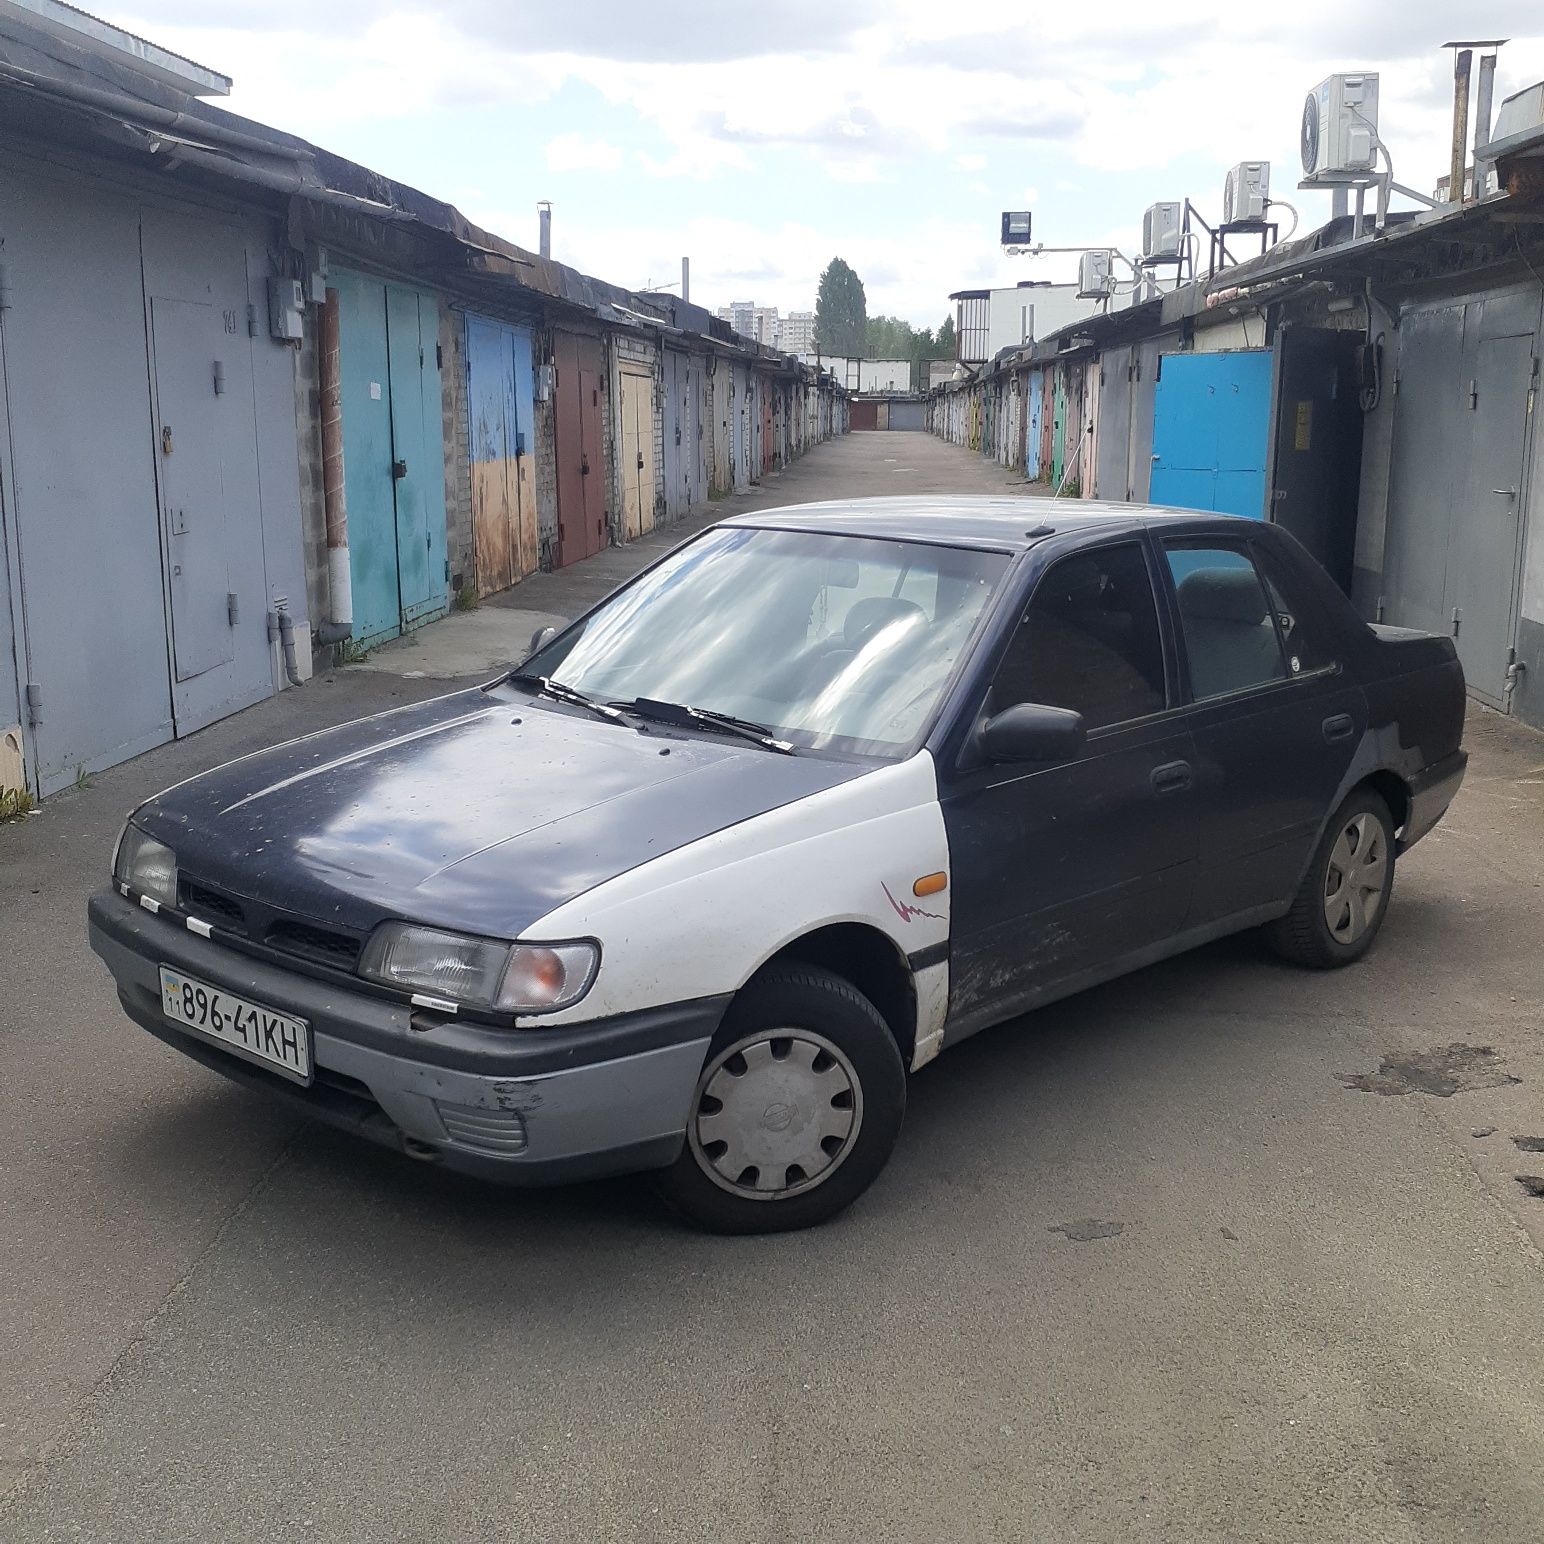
[814,257,867,357]
[936,314,955,359]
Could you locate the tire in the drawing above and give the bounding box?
[1266,785,1395,969]
[654,963,906,1234]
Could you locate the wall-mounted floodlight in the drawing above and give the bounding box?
[1001,211,1032,245]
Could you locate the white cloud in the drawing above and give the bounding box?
[114,3,1544,323]
[544,134,624,174]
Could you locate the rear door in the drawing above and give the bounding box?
[942,540,1198,1035]
[1159,534,1365,927]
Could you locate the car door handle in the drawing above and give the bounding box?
[1150,760,1193,795]
[1322,713,1355,744]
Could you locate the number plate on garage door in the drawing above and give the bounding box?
[158,966,311,1084]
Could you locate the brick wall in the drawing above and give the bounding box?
[293,322,329,661]
[440,303,473,597]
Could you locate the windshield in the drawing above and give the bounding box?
[523,525,1008,759]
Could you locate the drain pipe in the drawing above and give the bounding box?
[268,601,305,687]
[1503,648,1526,711]
[315,287,353,647]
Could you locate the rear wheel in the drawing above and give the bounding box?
[655,963,906,1233]
[1266,786,1395,968]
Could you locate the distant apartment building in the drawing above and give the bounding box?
[781,311,816,353]
[716,301,781,348]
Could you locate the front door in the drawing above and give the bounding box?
[662,349,686,521]
[619,365,654,539]
[1150,350,1274,519]
[1446,328,1533,701]
[334,269,447,644]
[942,540,1198,1038]
[1159,535,1365,926]
[554,330,607,567]
[151,298,236,688]
[385,285,444,627]
[141,209,275,739]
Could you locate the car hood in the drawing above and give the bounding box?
[135,685,866,939]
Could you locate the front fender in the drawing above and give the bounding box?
[522,753,951,1037]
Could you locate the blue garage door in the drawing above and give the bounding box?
[333,268,448,648]
[1150,351,1273,519]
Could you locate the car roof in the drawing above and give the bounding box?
[720,496,1248,551]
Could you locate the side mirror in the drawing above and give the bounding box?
[527,625,558,658]
[979,703,1086,764]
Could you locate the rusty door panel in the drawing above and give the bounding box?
[466,315,537,596]
[712,367,732,494]
[554,330,607,567]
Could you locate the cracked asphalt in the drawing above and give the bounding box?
[3,433,1543,1542]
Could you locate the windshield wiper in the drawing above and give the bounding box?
[508,673,630,725]
[623,697,796,754]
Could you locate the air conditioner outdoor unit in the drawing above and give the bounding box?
[1223,161,1270,225]
[1141,202,1183,260]
[1077,249,1115,299]
[1300,73,1379,181]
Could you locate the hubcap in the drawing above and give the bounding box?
[687,1030,862,1201]
[1323,811,1388,944]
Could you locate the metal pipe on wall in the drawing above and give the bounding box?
[1450,48,1472,203]
[316,287,353,645]
[1474,52,1497,156]
[681,256,690,302]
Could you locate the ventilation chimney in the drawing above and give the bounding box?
[537,201,551,259]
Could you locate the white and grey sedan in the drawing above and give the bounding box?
[90,498,1467,1231]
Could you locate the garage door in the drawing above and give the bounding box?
[1150,350,1273,518]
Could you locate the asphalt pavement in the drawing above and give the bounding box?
[3,432,1542,1542]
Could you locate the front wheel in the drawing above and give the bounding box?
[654,963,906,1233]
[1266,786,1395,968]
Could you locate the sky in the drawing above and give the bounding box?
[118,1,1544,330]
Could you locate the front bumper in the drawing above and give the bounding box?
[1399,748,1468,853]
[88,889,725,1185]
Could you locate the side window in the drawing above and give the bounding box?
[1252,547,1333,675]
[988,544,1166,729]
[1164,543,1288,701]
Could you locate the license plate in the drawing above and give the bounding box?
[158,966,311,1084]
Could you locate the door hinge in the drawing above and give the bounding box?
[227,592,239,627]
[1451,606,1462,635]
[1375,594,1386,622]
[1468,379,1478,409]
[24,683,41,726]
[247,303,259,338]
[0,262,13,311]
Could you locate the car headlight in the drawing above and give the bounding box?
[113,823,178,910]
[358,923,598,1015]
